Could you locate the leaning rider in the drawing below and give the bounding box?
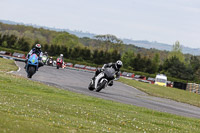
[24,44,43,69]
[57,54,65,66]
[93,60,123,86]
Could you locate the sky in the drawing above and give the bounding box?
[0,0,200,48]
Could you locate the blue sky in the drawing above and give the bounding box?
[0,0,200,48]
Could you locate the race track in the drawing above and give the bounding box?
[13,61,200,119]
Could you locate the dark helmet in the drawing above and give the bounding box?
[115,60,123,69]
[35,44,41,50]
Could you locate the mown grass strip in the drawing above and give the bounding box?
[119,77,200,107]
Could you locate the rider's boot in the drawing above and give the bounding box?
[24,59,28,69]
[108,81,113,86]
[92,76,95,81]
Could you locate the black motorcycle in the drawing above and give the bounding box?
[47,58,53,66]
[88,67,116,92]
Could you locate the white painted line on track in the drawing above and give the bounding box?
[16,61,21,72]
[7,61,21,74]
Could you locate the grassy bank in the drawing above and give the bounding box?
[0,46,27,54]
[119,77,200,107]
[0,58,18,72]
[0,58,200,132]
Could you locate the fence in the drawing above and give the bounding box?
[186,83,200,94]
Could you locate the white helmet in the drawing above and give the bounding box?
[115,60,123,69]
[35,44,41,49]
[60,54,63,57]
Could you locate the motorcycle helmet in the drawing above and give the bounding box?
[60,54,63,57]
[115,60,123,69]
[35,44,41,50]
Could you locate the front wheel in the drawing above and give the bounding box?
[88,80,95,91]
[96,80,107,92]
[57,65,59,69]
[27,66,36,78]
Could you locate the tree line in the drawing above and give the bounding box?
[1,31,200,83]
[121,41,200,82]
[0,33,121,65]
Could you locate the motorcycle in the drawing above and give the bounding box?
[26,53,38,78]
[88,67,116,92]
[47,58,53,66]
[56,57,63,69]
[42,55,48,65]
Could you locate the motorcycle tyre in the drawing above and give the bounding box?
[27,66,35,78]
[96,80,107,92]
[88,81,95,91]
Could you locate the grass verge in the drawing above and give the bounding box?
[0,59,200,132]
[0,58,18,72]
[119,77,200,107]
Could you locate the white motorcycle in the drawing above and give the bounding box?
[42,55,48,65]
[88,67,117,92]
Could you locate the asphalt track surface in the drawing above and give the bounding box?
[13,61,200,119]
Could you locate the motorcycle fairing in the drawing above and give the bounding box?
[26,54,39,71]
[94,72,104,89]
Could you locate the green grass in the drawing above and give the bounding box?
[0,58,200,132]
[0,58,18,72]
[119,78,200,107]
[0,46,27,54]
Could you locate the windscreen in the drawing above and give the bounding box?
[104,68,115,79]
[156,78,167,83]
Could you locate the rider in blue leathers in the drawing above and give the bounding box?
[24,44,43,69]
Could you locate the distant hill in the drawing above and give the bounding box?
[0,19,200,55]
[122,39,200,55]
[0,19,96,38]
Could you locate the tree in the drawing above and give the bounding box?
[132,53,142,71]
[95,34,123,44]
[190,56,200,72]
[121,50,135,68]
[62,46,69,58]
[2,41,8,47]
[52,32,83,48]
[43,44,49,52]
[81,47,91,61]
[152,53,160,73]
[92,49,98,63]
[168,41,185,63]
[145,58,154,74]
[49,45,56,56]
[190,56,200,80]
[162,56,194,80]
[71,47,81,59]
[7,35,17,48]
[95,34,124,53]
[0,33,2,46]
[110,49,121,62]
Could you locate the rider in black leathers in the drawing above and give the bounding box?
[93,60,123,86]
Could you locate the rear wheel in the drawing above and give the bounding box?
[57,65,59,69]
[96,80,107,92]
